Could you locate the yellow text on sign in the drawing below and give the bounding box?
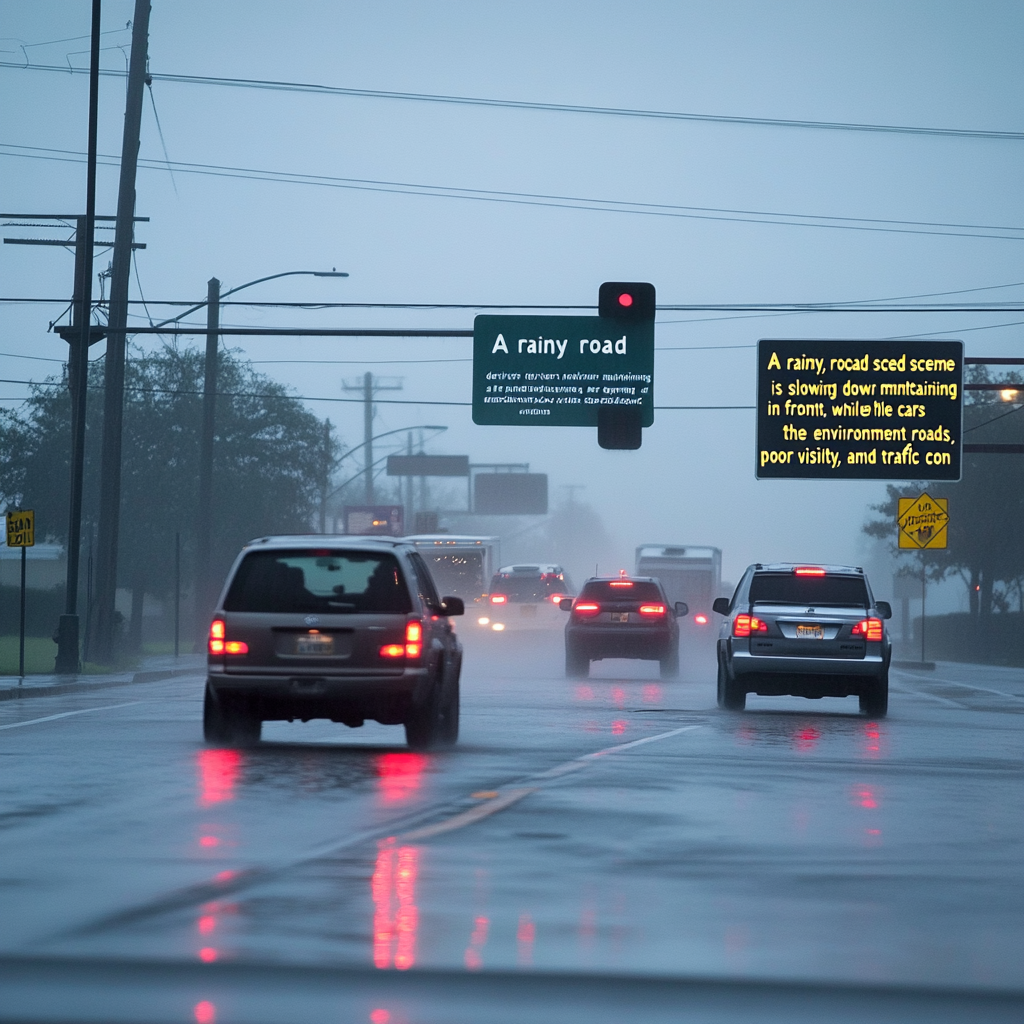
[897,493,948,549]
[5,509,35,548]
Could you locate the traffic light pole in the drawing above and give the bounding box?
[54,4,101,675]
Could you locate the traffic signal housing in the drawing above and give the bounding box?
[599,282,656,321]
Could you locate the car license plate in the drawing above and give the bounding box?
[796,624,824,639]
[611,612,629,623]
[296,634,334,655]
[520,604,536,616]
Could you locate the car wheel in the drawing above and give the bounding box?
[405,668,457,750]
[203,684,262,745]
[565,645,589,678]
[717,657,745,711]
[660,646,679,679]
[859,672,889,717]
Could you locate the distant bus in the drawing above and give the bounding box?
[402,535,499,607]
[635,545,722,636]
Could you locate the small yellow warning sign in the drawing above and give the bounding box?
[898,493,948,549]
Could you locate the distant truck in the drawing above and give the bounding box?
[635,545,722,639]
[403,535,499,609]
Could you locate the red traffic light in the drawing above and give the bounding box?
[599,282,655,319]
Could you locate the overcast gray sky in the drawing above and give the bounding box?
[2,1,1022,586]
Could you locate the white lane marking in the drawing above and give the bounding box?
[925,677,1024,702]
[0,702,140,731]
[396,724,704,842]
[889,682,965,708]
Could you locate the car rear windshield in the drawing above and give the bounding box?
[749,573,869,608]
[489,574,568,601]
[224,550,412,614]
[580,580,663,601]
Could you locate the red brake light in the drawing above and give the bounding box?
[550,593,565,604]
[609,581,633,588]
[733,614,768,637]
[795,567,826,576]
[694,614,708,625]
[852,618,884,642]
[638,604,666,616]
[209,619,225,655]
[405,620,423,657]
[574,602,600,615]
[490,594,507,605]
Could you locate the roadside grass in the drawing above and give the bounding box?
[0,636,56,675]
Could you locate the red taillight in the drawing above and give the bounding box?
[574,602,600,615]
[209,619,225,655]
[405,620,423,658]
[694,614,708,625]
[209,620,247,655]
[638,604,666,616]
[550,593,565,604]
[795,567,826,576]
[733,614,768,637]
[490,594,507,605]
[852,618,884,642]
[379,644,405,658]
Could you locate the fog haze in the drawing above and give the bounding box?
[2,0,1022,589]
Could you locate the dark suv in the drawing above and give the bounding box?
[561,575,687,679]
[713,563,892,715]
[203,536,464,749]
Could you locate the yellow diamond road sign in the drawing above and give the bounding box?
[898,493,948,549]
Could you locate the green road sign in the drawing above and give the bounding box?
[472,315,654,427]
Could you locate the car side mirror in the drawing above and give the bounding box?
[875,600,892,620]
[440,596,464,616]
[674,602,688,617]
[712,597,731,616]
[559,598,573,611]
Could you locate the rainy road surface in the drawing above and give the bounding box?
[1,631,1023,1023]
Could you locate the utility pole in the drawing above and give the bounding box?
[194,277,220,642]
[54,2,101,675]
[342,373,402,504]
[92,0,151,663]
[319,419,332,533]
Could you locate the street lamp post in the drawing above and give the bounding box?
[191,270,348,644]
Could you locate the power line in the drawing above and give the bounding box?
[4,144,1024,241]
[3,60,1023,141]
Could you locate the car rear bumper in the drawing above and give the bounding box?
[567,626,675,659]
[207,666,433,723]
[729,649,886,678]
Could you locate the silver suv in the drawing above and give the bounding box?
[203,536,464,749]
[713,563,891,716]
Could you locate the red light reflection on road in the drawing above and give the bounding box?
[197,915,216,935]
[463,915,489,970]
[575,685,594,701]
[734,725,755,746]
[611,720,627,735]
[372,842,420,970]
[198,947,217,963]
[517,914,536,966]
[862,721,882,759]
[369,1011,390,1024]
[642,684,662,704]
[199,835,220,848]
[611,686,626,707]
[578,905,597,948]
[853,785,878,809]
[376,753,428,805]
[193,1002,216,1024]
[196,749,241,807]
[792,725,820,753]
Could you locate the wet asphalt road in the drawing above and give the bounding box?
[1,629,1023,1021]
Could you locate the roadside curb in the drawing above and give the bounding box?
[0,664,203,703]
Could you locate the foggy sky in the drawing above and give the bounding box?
[2,0,1022,591]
